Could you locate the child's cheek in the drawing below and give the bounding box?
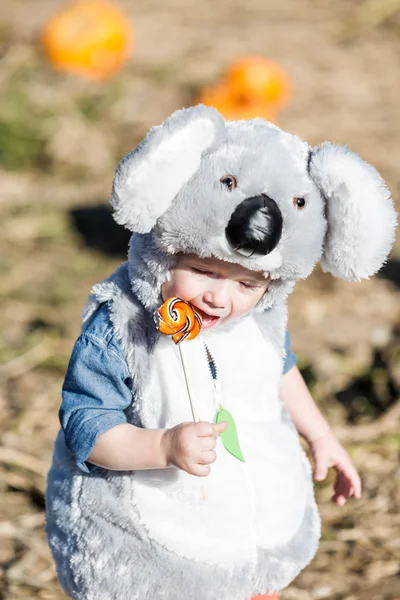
[174,274,200,302]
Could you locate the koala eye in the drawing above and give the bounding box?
[293,197,306,210]
[220,174,237,192]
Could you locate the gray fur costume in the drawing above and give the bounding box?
[46,105,396,600]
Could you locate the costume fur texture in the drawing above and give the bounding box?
[46,105,397,600]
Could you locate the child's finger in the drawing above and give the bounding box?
[332,493,347,507]
[348,468,362,498]
[191,463,211,477]
[335,463,362,499]
[213,421,228,435]
[195,421,227,438]
[350,473,362,499]
[199,436,217,451]
[195,421,218,437]
[314,457,328,481]
[332,473,353,504]
[198,450,217,466]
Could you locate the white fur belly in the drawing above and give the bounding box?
[132,437,308,566]
[240,421,308,549]
[132,448,256,566]
[134,316,309,563]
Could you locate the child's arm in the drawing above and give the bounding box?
[61,304,226,476]
[279,366,362,505]
[88,420,227,476]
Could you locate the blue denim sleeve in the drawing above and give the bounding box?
[60,305,132,473]
[283,330,297,374]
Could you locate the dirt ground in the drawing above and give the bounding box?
[0,0,399,598]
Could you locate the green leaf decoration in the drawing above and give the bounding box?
[216,408,245,462]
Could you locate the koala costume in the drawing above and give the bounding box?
[46,105,396,600]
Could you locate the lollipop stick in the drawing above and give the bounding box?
[178,344,200,422]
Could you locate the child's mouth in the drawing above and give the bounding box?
[195,308,221,330]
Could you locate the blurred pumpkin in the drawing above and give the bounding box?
[197,83,277,121]
[195,55,291,122]
[196,83,230,113]
[41,0,133,80]
[226,56,291,107]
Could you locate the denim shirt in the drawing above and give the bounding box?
[60,303,297,472]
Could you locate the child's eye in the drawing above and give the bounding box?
[240,281,258,290]
[191,267,215,277]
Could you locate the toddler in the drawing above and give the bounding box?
[46,105,396,600]
[83,252,360,504]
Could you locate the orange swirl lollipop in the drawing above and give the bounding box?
[154,297,202,422]
[155,297,202,345]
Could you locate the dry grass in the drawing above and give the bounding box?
[0,0,399,598]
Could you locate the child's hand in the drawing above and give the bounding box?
[162,421,228,477]
[309,430,362,506]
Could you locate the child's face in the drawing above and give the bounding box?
[161,254,270,329]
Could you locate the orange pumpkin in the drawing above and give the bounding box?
[196,83,230,112]
[197,84,277,121]
[226,56,291,107]
[196,55,291,122]
[41,1,133,80]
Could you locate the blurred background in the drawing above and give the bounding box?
[0,1,399,598]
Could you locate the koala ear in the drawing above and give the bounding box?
[111,105,226,233]
[308,142,397,281]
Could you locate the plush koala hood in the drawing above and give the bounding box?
[110,105,397,314]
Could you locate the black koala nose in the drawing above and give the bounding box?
[225,194,283,257]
